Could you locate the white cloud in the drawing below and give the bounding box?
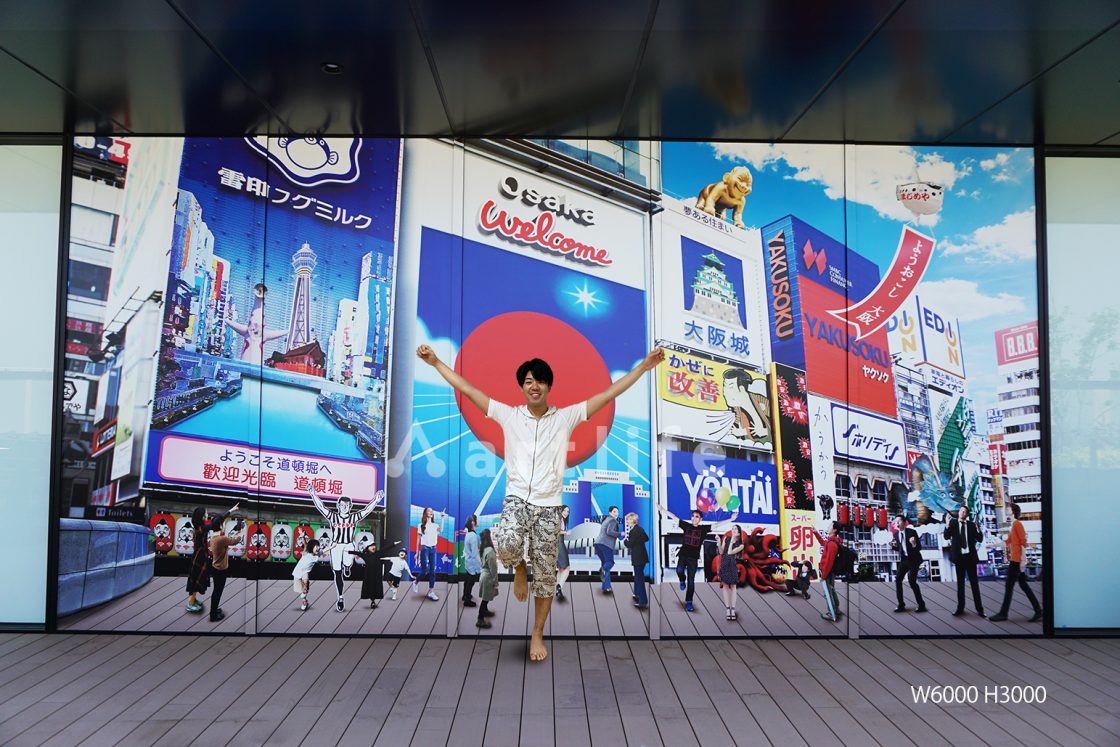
[977,150,1032,184]
[942,208,1036,262]
[980,152,1011,171]
[709,143,967,226]
[914,279,1026,322]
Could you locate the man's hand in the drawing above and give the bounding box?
[639,347,665,372]
[416,345,439,366]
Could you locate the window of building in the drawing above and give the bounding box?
[855,477,870,503]
[68,260,111,301]
[835,474,851,500]
[872,480,887,503]
[70,204,117,246]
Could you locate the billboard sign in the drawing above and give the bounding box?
[657,349,771,450]
[799,279,898,417]
[657,200,768,369]
[143,137,402,501]
[887,294,967,382]
[664,450,779,527]
[829,401,906,469]
[995,321,1039,366]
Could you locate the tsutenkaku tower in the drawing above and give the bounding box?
[286,242,317,351]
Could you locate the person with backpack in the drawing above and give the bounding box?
[812,522,846,622]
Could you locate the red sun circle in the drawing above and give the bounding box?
[455,311,615,467]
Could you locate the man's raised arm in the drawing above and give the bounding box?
[586,348,665,419]
[416,345,490,414]
[307,484,329,519]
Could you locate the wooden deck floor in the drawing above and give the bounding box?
[1,632,1117,746]
[60,575,1043,638]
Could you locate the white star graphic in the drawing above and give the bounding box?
[567,281,603,315]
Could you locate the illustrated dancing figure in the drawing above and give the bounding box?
[308,484,383,612]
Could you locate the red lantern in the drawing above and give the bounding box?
[838,503,850,525]
[245,523,270,561]
[865,505,876,528]
[150,513,174,555]
[852,506,862,525]
[877,507,888,529]
[293,525,314,560]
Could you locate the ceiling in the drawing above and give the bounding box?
[0,0,1118,145]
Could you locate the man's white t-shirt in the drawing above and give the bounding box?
[487,399,588,507]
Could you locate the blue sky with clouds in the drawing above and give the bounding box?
[662,142,1039,422]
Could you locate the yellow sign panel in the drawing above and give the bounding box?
[658,349,766,412]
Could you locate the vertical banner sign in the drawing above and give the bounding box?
[828,226,935,340]
[771,363,817,564]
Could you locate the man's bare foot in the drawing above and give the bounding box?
[529,631,548,662]
[513,563,529,602]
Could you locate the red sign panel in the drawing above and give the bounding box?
[799,279,898,417]
[988,442,1007,476]
[995,321,1038,366]
[827,225,936,340]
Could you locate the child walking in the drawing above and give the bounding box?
[292,539,322,611]
[387,550,419,600]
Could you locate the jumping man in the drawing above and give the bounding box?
[416,344,664,661]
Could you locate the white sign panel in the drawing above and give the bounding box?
[886,294,966,381]
[461,147,648,290]
[829,401,906,469]
[62,377,90,414]
[656,198,768,369]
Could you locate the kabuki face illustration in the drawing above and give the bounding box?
[723,369,771,442]
[174,517,195,555]
[151,516,174,554]
[271,525,292,561]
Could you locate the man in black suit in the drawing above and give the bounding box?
[892,515,927,613]
[944,505,985,617]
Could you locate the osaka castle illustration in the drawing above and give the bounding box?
[689,252,745,329]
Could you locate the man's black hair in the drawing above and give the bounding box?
[1010,502,1022,518]
[516,358,554,387]
[691,509,704,519]
[608,505,619,514]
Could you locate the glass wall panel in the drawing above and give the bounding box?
[1046,156,1120,630]
[0,143,61,625]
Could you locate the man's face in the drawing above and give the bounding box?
[337,498,352,517]
[520,372,550,408]
[609,507,618,518]
[958,506,968,521]
[691,512,703,526]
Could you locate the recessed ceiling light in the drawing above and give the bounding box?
[321,62,343,75]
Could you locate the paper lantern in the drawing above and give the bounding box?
[222,518,247,557]
[246,523,270,561]
[271,524,293,561]
[174,515,195,556]
[293,525,314,559]
[150,514,174,555]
